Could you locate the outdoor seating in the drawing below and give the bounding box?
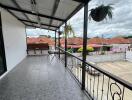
[48,50,65,61]
[27,43,49,54]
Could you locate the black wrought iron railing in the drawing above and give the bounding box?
[58,47,132,100]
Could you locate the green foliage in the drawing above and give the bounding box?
[67,48,73,53]
[77,47,94,52]
[63,23,75,37]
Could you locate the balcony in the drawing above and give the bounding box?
[0,55,89,100]
[0,0,132,100]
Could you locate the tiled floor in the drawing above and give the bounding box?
[0,55,90,100]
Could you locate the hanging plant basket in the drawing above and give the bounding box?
[89,4,113,22]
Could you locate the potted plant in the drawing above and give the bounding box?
[89,4,114,22]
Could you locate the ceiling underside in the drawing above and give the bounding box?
[0,0,85,31]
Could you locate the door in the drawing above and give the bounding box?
[0,12,7,76]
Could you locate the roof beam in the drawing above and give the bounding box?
[11,0,30,20]
[49,0,60,29]
[73,0,91,3]
[10,0,34,26]
[27,25,56,31]
[57,3,83,30]
[6,9,26,25]
[0,3,65,22]
[19,19,59,28]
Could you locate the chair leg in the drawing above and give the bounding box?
[34,49,36,54]
[50,54,55,61]
[27,50,29,54]
[41,49,42,54]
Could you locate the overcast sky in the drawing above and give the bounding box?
[27,0,132,38]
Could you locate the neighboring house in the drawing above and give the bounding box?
[27,37,131,52]
[88,37,108,45]
[128,38,132,48]
[88,38,111,51]
[128,38,132,44]
[88,37,131,52]
[27,37,55,46]
[60,37,83,51]
[107,37,130,52]
[60,37,83,45]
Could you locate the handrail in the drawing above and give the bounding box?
[57,47,132,91]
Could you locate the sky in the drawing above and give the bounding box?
[26,0,132,38]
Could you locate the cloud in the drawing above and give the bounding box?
[68,0,132,38]
[26,28,55,37]
[27,0,132,38]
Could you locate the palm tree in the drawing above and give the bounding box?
[89,4,114,22]
[63,23,75,38]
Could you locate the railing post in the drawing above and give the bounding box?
[82,1,88,90]
[65,22,67,67]
[55,30,56,50]
[58,30,60,59]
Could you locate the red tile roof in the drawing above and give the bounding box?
[60,37,83,45]
[88,37,130,44]
[27,37,54,45]
[27,37,130,47]
[127,38,132,43]
[107,37,130,44]
[88,38,108,44]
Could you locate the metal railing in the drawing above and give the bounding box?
[58,47,132,100]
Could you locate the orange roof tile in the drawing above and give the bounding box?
[88,37,130,44]
[128,38,132,43]
[60,37,83,45]
[88,38,108,44]
[107,37,130,44]
[27,37,55,45]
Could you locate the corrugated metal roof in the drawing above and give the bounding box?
[0,0,84,31]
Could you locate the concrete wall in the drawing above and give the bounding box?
[126,51,132,62]
[86,53,125,63]
[0,8,27,72]
[111,44,130,52]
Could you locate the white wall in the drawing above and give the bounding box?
[111,44,130,52]
[126,51,132,62]
[0,8,27,72]
[86,53,125,63]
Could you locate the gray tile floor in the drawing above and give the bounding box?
[0,55,90,100]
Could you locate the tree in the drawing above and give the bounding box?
[63,23,75,38]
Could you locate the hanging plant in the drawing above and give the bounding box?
[89,4,114,22]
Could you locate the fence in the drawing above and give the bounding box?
[58,47,132,100]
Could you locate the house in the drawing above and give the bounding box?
[87,37,110,51]
[60,37,83,45]
[27,37,55,46]
[87,37,131,52]
[107,37,130,52]
[0,1,131,99]
[88,37,108,45]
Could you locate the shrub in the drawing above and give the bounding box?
[78,46,94,52]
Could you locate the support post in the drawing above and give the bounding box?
[58,30,60,59]
[82,1,88,90]
[55,31,57,50]
[65,22,67,67]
